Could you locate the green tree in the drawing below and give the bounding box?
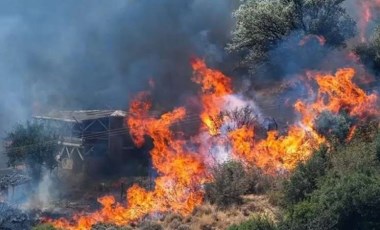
[227,0,355,70]
[4,121,58,182]
[354,26,380,75]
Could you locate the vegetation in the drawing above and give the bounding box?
[228,214,277,230]
[280,127,380,230]
[205,161,249,207]
[354,27,380,75]
[204,160,272,208]
[91,223,132,230]
[4,121,58,182]
[32,224,57,230]
[283,146,329,205]
[314,111,355,144]
[228,0,355,71]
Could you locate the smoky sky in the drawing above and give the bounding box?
[0,0,234,131]
[0,0,235,167]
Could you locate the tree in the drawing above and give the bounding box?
[354,26,380,75]
[227,0,356,71]
[4,121,58,182]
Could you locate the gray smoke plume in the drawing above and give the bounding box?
[0,0,236,166]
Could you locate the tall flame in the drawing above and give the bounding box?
[50,93,209,230]
[191,58,233,135]
[49,59,378,229]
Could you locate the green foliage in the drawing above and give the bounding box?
[314,111,355,144]
[376,136,380,162]
[4,121,58,181]
[354,27,380,75]
[32,224,57,230]
[205,161,273,208]
[283,173,380,230]
[283,146,329,205]
[281,129,380,230]
[228,0,355,70]
[205,161,249,207]
[228,214,277,230]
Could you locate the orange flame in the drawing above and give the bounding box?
[232,68,378,172]
[49,59,379,229]
[299,35,326,46]
[357,0,380,42]
[191,58,233,135]
[50,94,209,230]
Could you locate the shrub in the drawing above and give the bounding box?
[245,165,272,194]
[281,129,380,229]
[91,223,132,230]
[139,221,163,230]
[228,214,277,230]
[204,161,249,207]
[314,111,354,144]
[283,146,329,205]
[282,173,380,230]
[354,26,380,75]
[32,224,57,230]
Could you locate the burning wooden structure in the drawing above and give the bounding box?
[33,110,147,176]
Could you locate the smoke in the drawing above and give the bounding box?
[0,0,235,166]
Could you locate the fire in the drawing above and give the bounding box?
[191,60,378,172]
[299,68,378,119]
[191,58,233,135]
[299,34,326,46]
[357,0,380,42]
[50,93,209,230]
[49,59,379,229]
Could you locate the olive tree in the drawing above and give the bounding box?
[4,121,58,182]
[227,0,356,71]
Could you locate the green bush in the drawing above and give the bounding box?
[228,215,277,230]
[314,111,354,144]
[283,146,329,205]
[204,161,249,207]
[354,26,380,75]
[281,128,380,230]
[32,224,57,230]
[283,173,380,230]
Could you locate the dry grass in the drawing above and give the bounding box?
[146,194,280,230]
